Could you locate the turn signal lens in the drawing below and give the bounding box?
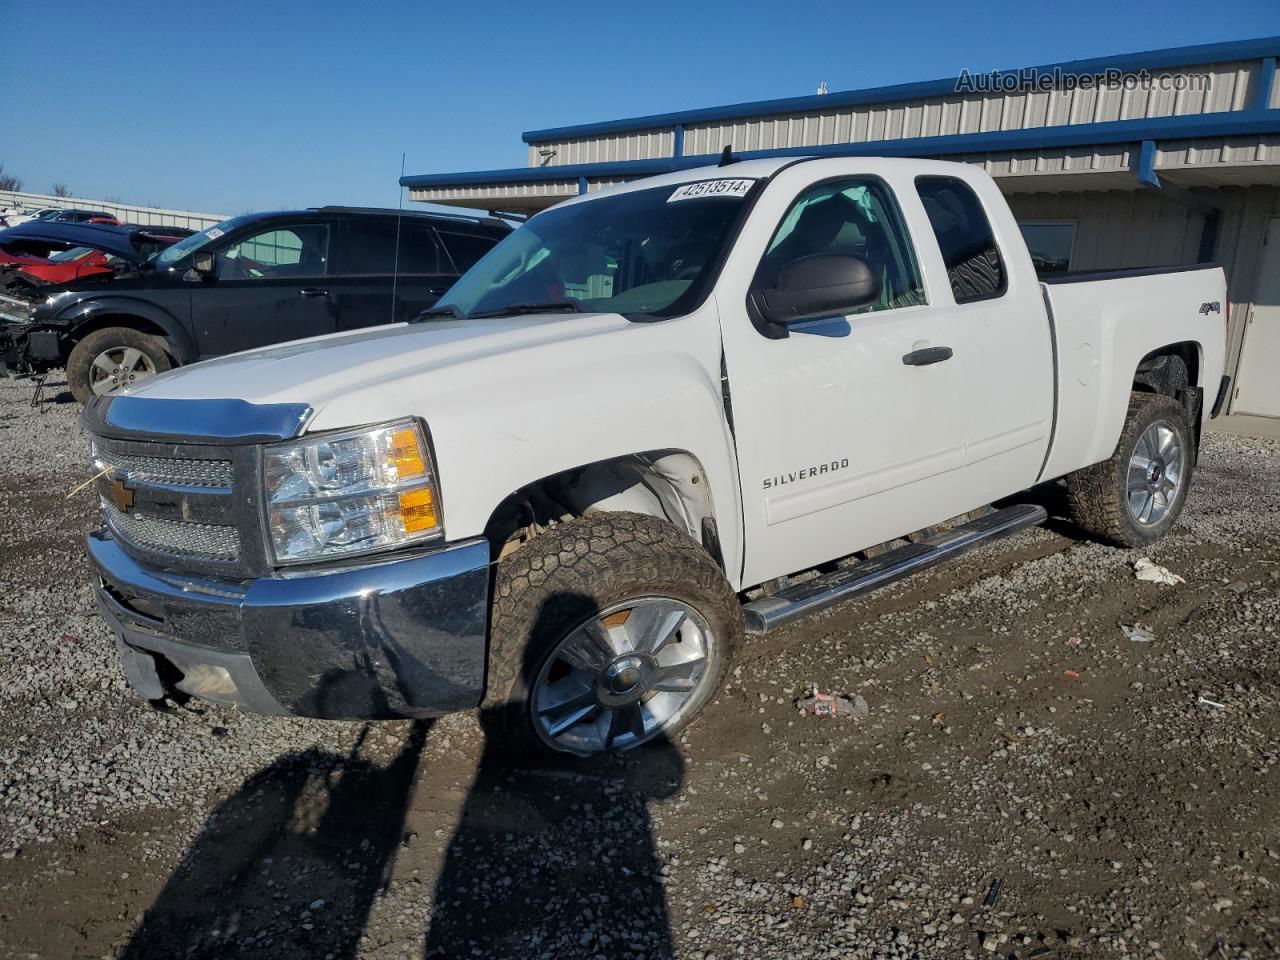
[391,428,427,480]
[398,488,438,532]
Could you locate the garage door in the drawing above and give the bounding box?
[1233,217,1280,418]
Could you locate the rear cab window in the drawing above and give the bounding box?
[915,177,1007,303]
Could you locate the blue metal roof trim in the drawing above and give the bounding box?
[402,108,1280,190]
[521,36,1280,144]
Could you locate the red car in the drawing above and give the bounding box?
[17,245,120,286]
[1,225,193,298]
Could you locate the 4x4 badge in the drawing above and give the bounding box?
[108,478,135,513]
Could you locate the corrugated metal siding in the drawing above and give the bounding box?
[964,144,1134,178]
[1157,133,1280,166]
[527,131,675,167]
[530,59,1270,165]
[684,61,1261,158]
[408,181,579,206]
[1008,184,1280,414]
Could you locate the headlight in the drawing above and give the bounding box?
[264,419,442,564]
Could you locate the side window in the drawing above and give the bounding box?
[438,231,499,274]
[397,222,443,274]
[218,224,329,279]
[341,220,399,274]
[915,177,1006,302]
[755,178,926,315]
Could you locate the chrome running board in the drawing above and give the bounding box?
[742,504,1048,634]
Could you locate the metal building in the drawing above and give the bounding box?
[403,37,1280,425]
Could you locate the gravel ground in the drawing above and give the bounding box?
[0,373,1278,960]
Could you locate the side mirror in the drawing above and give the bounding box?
[184,251,216,282]
[751,254,882,328]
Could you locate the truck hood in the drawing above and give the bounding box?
[127,311,634,415]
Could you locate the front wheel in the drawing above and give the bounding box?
[1065,391,1196,547]
[66,326,172,404]
[485,512,742,758]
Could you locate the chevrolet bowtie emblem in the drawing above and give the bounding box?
[108,478,135,513]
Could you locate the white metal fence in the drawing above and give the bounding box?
[0,190,227,230]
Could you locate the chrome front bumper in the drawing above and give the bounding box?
[89,532,491,719]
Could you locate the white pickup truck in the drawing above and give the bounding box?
[83,157,1229,756]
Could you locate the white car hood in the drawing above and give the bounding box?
[128,312,630,414]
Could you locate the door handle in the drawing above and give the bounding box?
[902,346,953,366]
[298,287,329,297]
[427,287,448,296]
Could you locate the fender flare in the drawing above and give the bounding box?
[52,296,197,364]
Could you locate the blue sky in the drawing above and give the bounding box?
[5,0,1278,215]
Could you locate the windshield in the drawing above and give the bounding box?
[434,179,756,320]
[152,215,253,267]
[48,246,95,263]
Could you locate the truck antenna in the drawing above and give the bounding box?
[391,152,406,324]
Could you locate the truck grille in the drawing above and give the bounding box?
[93,445,234,488]
[103,501,241,561]
[90,434,266,577]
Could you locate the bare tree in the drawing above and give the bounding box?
[51,183,72,198]
[0,163,21,192]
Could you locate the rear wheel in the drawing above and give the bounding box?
[1065,391,1195,547]
[66,326,172,404]
[485,512,742,758]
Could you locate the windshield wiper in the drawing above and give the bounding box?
[413,303,466,321]
[469,300,584,319]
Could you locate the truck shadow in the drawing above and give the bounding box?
[117,720,430,960]
[424,590,683,959]
[424,716,682,959]
[120,592,683,960]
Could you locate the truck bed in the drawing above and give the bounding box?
[1036,262,1227,484]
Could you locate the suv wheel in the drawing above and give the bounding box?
[485,512,742,758]
[66,327,172,404]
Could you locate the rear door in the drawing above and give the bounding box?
[189,221,336,356]
[389,219,456,323]
[913,175,1053,490]
[330,217,400,331]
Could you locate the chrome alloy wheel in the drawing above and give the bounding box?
[90,347,158,396]
[1127,420,1184,526]
[531,597,717,755]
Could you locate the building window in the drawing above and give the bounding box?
[1018,221,1076,277]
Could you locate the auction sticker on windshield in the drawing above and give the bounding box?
[668,179,756,202]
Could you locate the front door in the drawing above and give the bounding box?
[1232,217,1280,417]
[721,173,974,587]
[190,222,336,356]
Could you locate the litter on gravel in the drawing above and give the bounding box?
[1121,624,1155,643]
[795,686,869,719]
[1133,558,1186,585]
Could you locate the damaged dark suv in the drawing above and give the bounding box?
[0,206,509,403]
